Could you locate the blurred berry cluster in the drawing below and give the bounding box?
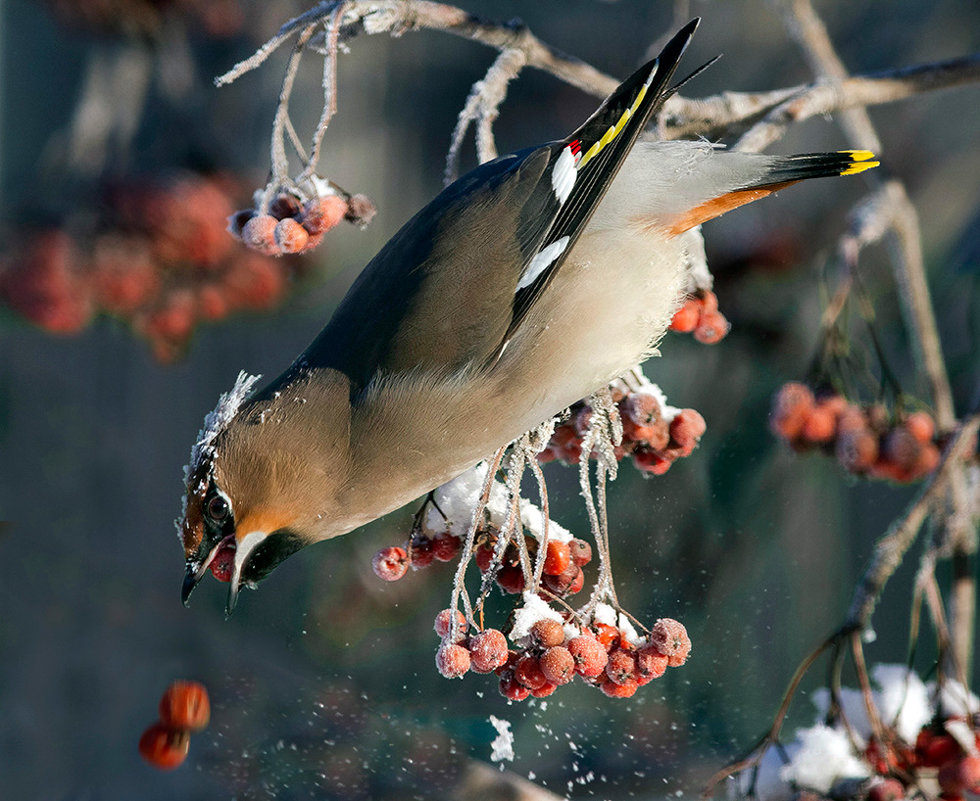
[770,383,942,483]
[229,188,375,257]
[0,173,314,361]
[540,383,707,477]
[138,680,210,771]
[667,289,730,344]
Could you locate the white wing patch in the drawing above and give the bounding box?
[517,235,570,291]
[550,146,577,204]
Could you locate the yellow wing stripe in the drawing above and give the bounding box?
[578,80,651,171]
[838,149,880,175]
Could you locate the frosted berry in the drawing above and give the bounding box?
[530,681,557,698]
[302,195,349,235]
[273,217,310,254]
[515,654,548,690]
[372,546,408,581]
[496,565,526,594]
[431,535,461,562]
[693,310,729,344]
[605,647,637,685]
[636,644,668,682]
[649,618,691,666]
[836,428,879,472]
[435,643,470,678]
[499,672,531,701]
[771,383,815,440]
[542,561,579,595]
[539,646,575,685]
[567,633,608,678]
[905,411,935,444]
[474,543,494,573]
[409,539,435,568]
[633,448,673,476]
[468,629,509,673]
[669,409,706,455]
[434,608,467,639]
[599,674,638,698]
[529,619,565,649]
[241,215,280,256]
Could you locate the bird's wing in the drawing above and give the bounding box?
[289,20,701,390]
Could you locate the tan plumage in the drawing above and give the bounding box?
[177,19,877,613]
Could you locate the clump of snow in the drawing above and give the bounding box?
[628,369,680,422]
[510,592,565,641]
[733,744,794,801]
[429,463,573,542]
[591,602,641,645]
[778,724,870,794]
[931,677,980,718]
[489,716,514,762]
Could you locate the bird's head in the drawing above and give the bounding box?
[177,370,354,615]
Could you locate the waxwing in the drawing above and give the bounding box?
[177,19,877,613]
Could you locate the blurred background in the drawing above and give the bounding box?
[1,0,979,798]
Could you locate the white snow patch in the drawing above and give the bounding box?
[510,592,565,641]
[931,677,980,718]
[489,716,514,762]
[733,744,794,801]
[519,498,571,543]
[779,723,870,793]
[870,663,931,743]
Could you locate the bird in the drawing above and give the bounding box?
[177,18,878,614]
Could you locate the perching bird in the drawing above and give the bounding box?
[178,19,877,614]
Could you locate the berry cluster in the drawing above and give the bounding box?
[433,605,690,702]
[0,173,310,361]
[539,383,706,477]
[770,383,941,483]
[371,531,463,582]
[861,720,980,801]
[229,188,375,257]
[138,680,211,771]
[667,289,730,344]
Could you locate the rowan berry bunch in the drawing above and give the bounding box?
[138,680,211,771]
[229,184,375,258]
[0,172,313,361]
[770,382,942,483]
[539,380,707,477]
[667,289,730,345]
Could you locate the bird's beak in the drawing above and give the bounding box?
[181,533,232,607]
[224,530,267,617]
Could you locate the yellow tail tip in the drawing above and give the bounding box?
[839,149,880,175]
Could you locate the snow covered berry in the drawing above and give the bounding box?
[648,618,691,666]
[636,644,668,683]
[468,629,509,673]
[499,672,531,701]
[241,214,280,256]
[605,647,637,685]
[529,619,565,649]
[515,654,548,690]
[301,195,348,235]
[567,633,608,678]
[274,217,310,254]
[435,643,471,678]
[372,546,408,581]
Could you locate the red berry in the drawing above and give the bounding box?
[605,648,637,685]
[224,254,286,309]
[371,546,408,581]
[567,567,584,595]
[882,426,923,473]
[801,406,837,443]
[567,634,608,678]
[435,643,470,678]
[771,383,815,441]
[496,564,526,594]
[539,646,575,685]
[542,561,579,596]
[159,681,210,732]
[633,448,673,475]
[648,618,691,667]
[593,623,620,652]
[636,644,668,682]
[699,290,719,315]
[836,428,880,472]
[669,409,707,456]
[515,654,548,690]
[530,681,557,698]
[542,540,571,576]
[432,535,462,562]
[474,543,495,573]
[917,733,961,768]
[569,539,592,567]
[208,539,235,582]
[499,672,531,701]
[867,779,905,801]
[138,723,190,770]
[599,674,638,698]
[529,619,565,649]
[409,539,435,568]
[468,629,509,673]
[669,298,701,332]
[433,608,467,639]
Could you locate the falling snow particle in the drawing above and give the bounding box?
[489,716,515,763]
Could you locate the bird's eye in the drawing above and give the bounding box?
[206,495,230,522]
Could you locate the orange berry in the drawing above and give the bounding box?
[693,310,729,344]
[698,289,719,315]
[301,195,348,235]
[914,443,941,477]
[593,623,620,651]
[669,409,707,456]
[636,644,668,682]
[905,411,936,444]
[599,674,638,698]
[669,298,701,332]
[529,619,565,649]
[159,681,210,732]
[138,723,190,770]
[770,383,815,440]
[273,218,310,254]
[836,428,879,472]
[801,406,837,443]
[605,647,637,685]
[567,633,608,678]
[435,643,470,678]
[515,654,548,689]
[241,215,280,255]
[530,681,557,698]
[468,628,509,673]
[539,646,575,685]
[542,540,571,576]
[499,672,531,701]
[433,608,467,639]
